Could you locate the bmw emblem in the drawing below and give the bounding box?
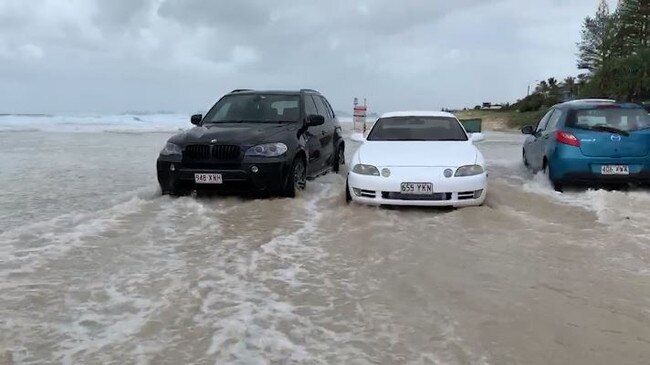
[210,139,218,144]
[610,134,621,142]
[381,168,391,177]
[444,169,453,178]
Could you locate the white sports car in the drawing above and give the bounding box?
[346,111,487,207]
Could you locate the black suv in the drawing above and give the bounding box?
[157,89,345,197]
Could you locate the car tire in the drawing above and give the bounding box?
[162,184,184,197]
[544,160,563,192]
[282,156,307,198]
[523,149,529,167]
[333,144,345,174]
[345,177,352,203]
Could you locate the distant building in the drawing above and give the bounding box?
[481,102,504,110]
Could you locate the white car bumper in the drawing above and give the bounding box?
[347,167,487,207]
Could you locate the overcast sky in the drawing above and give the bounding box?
[0,0,614,114]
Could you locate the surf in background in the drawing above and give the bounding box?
[0,114,355,134]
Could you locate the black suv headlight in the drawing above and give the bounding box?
[245,143,288,157]
[160,142,182,156]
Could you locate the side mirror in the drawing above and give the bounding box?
[306,114,325,127]
[470,133,485,143]
[521,125,534,135]
[350,133,366,143]
[191,114,203,126]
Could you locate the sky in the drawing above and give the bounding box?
[0,0,616,115]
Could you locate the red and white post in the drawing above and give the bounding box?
[353,98,367,135]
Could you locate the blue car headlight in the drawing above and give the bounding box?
[160,142,182,156]
[455,165,484,177]
[245,143,288,157]
[352,164,380,176]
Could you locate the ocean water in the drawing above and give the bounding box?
[1,114,649,365]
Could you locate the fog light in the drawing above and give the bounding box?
[473,189,483,199]
[353,188,361,197]
[169,164,175,172]
[251,166,259,173]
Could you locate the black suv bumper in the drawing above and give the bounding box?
[157,156,292,195]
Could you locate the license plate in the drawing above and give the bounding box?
[194,173,223,184]
[400,182,433,195]
[601,165,629,175]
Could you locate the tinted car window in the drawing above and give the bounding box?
[318,96,334,119]
[367,116,468,141]
[305,95,318,117]
[204,94,301,123]
[567,106,650,132]
[536,109,554,132]
[312,96,329,118]
[547,109,564,131]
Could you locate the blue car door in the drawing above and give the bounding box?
[527,109,554,170]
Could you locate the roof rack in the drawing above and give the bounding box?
[230,89,252,93]
[300,88,321,94]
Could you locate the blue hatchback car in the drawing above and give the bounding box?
[521,99,650,191]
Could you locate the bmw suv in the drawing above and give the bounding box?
[157,89,345,197]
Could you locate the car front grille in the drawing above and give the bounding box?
[382,192,452,201]
[183,145,241,162]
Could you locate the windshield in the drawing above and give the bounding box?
[367,116,468,141]
[203,94,301,123]
[567,106,650,132]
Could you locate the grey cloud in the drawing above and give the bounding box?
[0,0,614,114]
[159,0,269,29]
[92,0,155,30]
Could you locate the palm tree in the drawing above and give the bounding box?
[535,80,550,95]
[564,76,577,93]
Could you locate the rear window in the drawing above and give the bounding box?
[567,106,650,132]
[367,116,468,141]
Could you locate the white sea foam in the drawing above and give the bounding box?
[0,113,188,133]
[0,191,156,277]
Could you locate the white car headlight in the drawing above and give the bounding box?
[160,142,182,156]
[455,165,484,177]
[245,143,288,157]
[352,164,380,176]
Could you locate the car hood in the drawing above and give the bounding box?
[169,123,298,146]
[359,141,478,167]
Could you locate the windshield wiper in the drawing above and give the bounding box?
[588,125,630,136]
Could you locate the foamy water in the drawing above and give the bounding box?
[1,116,649,365]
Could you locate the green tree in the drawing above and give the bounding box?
[616,0,650,51]
[535,80,549,95]
[563,76,576,92]
[592,48,650,101]
[577,0,616,71]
